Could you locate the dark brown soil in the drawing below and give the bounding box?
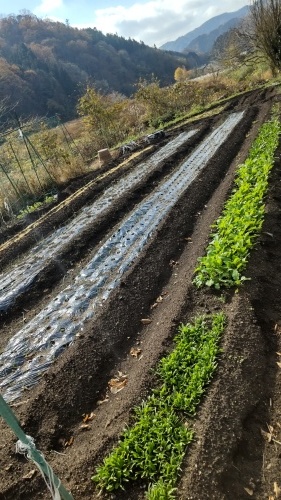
[1,86,281,500]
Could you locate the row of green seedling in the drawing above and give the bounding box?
[93,313,225,499]
[193,114,281,289]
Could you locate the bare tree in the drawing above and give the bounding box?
[248,0,281,74]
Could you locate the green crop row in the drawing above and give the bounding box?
[92,313,225,499]
[193,115,281,289]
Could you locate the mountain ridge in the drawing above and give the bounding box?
[160,5,249,53]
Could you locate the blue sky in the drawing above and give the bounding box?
[0,1,249,47]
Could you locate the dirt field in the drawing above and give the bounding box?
[1,86,281,500]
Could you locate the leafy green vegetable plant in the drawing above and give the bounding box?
[92,313,225,498]
[193,116,281,289]
[17,193,56,219]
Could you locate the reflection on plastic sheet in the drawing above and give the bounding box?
[0,130,197,314]
[0,112,244,401]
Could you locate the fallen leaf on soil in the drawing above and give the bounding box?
[276,352,281,356]
[141,318,152,325]
[274,482,281,498]
[22,469,36,480]
[130,347,142,358]
[105,418,114,429]
[277,362,281,369]
[64,436,74,447]
[261,428,273,443]
[274,324,281,334]
[267,424,274,434]
[79,424,91,431]
[97,398,109,405]
[244,487,254,496]
[273,439,281,445]
[108,372,128,394]
[10,400,29,408]
[83,412,96,423]
[151,295,163,309]
[150,302,158,309]
[109,380,127,394]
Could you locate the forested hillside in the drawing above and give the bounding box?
[0,14,206,124]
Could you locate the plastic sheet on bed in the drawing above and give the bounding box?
[0,130,198,314]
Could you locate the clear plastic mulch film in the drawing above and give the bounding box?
[0,130,197,314]
[0,112,244,402]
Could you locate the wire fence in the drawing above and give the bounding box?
[0,114,86,224]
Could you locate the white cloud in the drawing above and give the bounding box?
[34,0,64,16]
[90,0,248,47]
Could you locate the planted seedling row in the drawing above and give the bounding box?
[93,314,225,499]
[193,114,281,289]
